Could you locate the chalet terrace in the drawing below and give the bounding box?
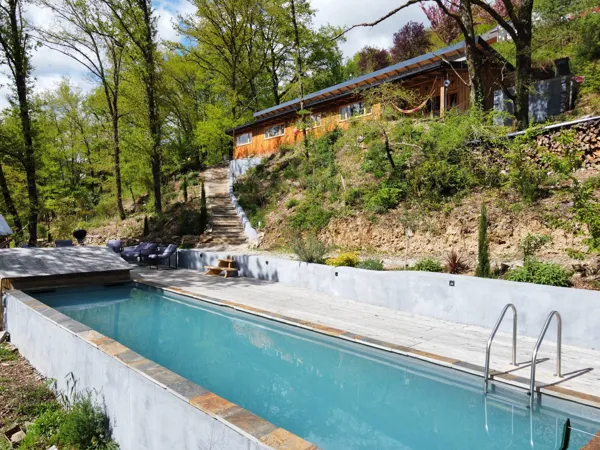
[227,36,513,160]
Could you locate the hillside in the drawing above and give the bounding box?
[234,113,600,289]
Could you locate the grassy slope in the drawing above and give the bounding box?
[234,112,600,288]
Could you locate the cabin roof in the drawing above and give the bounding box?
[227,36,506,135]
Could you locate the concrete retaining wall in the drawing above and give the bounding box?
[178,250,600,349]
[5,292,269,450]
[228,158,262,245]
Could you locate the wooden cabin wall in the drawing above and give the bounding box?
[232,70,472,159]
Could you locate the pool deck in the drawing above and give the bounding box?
[133,268,600,409]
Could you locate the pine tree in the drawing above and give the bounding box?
[199,182,208,233]
[143,215,149,237]
[182,178,188,203]
[476,203,490,277]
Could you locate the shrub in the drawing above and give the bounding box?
[181,178,188,202]
[285,198,299,209]
[291,234,328,264]
[566,248,586,261]
[520,233,552,260]
[476,203,491,278]
[411,258,443,272]
[59,392,117,450]
[325,252,360,267]
[357,258,385,270]
[199,181,208,232]
[143,216,149,236]
[505,259,572,287]
[289,201,333,232]
[364,187,403,213]
[178,210,204,235]
[444,249,468,274]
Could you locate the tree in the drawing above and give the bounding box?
[470,0,535,129]
[421,1,461,44]
[39,0,128,219]
[102,0,163,212]
[357,46,391,74]
[476,203,490,277]
[390,21,431,63]
[0,0,39,245]
[0,160,22,241]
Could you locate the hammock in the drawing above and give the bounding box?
[390,78,440,115]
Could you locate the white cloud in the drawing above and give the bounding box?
[312,0,428,58]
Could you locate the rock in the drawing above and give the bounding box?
[10,430,25,444]
[47,446,59,450]
[0,330,8,344]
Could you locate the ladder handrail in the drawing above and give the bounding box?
[484,303,517,393]
[529,310,563,406]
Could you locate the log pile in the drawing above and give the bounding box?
[536,118,600,168]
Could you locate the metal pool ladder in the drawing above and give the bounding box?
[484,303,518,393]
[529,310,563,406]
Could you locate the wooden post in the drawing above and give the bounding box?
[440,85,446,117]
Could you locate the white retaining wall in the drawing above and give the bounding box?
[228,158,262,245]
[177,250,600,350]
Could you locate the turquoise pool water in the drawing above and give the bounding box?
[33,283,600,450]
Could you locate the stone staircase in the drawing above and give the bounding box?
[200,166,248,249]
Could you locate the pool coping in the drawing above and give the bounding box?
[132,276,600,412]
[5,288,319,450]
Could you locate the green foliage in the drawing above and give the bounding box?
[20,391,118,450]
[59,392,118,450]
[325,252,360,267]
[363,186,403,213]
[506,144,548,203]
[181,178,189,202]
[566,248,586,260]
[285,198,299,209]
[476,203,491,278]
[572,176,600,252]
[289,200,332,232]
[520,233,552,260]
[505,259,572,287]
[411,258,443,272]
[357,258,385,270]
[200,181,208,233]
[291,234,328,264]
[143,216,149,237]
[0,344,18,361]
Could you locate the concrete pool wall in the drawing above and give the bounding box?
[4,289,315,450]
[177,250,600,350]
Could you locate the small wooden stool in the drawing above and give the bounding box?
[204,258,238,278]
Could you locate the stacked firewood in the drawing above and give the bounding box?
[536,118,600,168]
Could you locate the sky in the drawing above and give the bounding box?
[0,0,425,108]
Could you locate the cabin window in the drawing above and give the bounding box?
[311,113,322,127]
[340,102,372,120]
[235,132,252,146]
[426,96,441,114]
[449,92,458,108]
[264,124,285,139]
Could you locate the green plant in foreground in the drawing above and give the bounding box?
[411,258,443,272]
[566,248,586,261]
[285,198,299,209]
[505,259,572,287]
[325,252,360,267]
[291,234,328,264]
[520,233,552,260]
[357,258,385,271]
[476,203,490,278]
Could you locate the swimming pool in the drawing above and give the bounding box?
[32,283,600,449]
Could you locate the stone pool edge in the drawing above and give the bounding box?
[134,277,600,412]
[5,288,319,450]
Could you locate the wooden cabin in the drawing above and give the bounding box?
[228,36,512,160]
